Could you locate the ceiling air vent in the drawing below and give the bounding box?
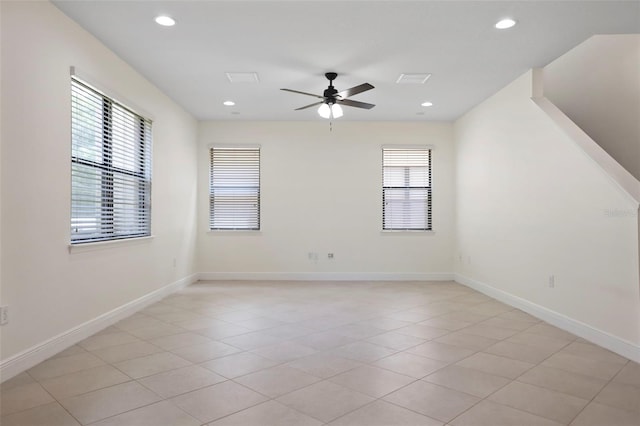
[226,72,260,83]
[396,73,431,84]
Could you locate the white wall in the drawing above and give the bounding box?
[0,1,198,364]
[454,70,640,349]
[544,35,640,181]
[197,121,454,279]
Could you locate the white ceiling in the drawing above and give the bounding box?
[53,1,639,121]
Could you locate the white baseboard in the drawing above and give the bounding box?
[197,272,454,281]
[0,273,198,383]
[454,273,640,363]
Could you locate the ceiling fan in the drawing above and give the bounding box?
[281,72,375,119]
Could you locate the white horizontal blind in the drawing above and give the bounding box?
[382,148,432,230]
[71,78,152,243]
[209,147,260,230]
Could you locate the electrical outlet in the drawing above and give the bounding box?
[0,306,8,325]
[548,275,555,288]
[308,252,318,261]
[328,253,334,259]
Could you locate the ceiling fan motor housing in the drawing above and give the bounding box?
[323,72,338,103]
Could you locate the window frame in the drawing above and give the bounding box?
[382,146,433,232]
[70,77,152,245]
[208,145,261,231]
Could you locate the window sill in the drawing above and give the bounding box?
[207,230,262,235]
[69,236,154,253]
[381,230,436,235]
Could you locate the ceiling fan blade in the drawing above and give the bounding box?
[335,83,374,99]
[281,88,325,99]
[336,99,376,110]
[295,101,324,111]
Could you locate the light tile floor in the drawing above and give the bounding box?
[2,280,639,426]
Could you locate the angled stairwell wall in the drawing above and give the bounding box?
[543,35,640,182]
[454,68,640,362]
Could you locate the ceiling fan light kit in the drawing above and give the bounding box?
[282,72,375,120]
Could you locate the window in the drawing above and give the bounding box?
[209,147,260,230]
[382,147,432,231]
[71,78,152,244]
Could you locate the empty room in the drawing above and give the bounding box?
[1,1,639,425]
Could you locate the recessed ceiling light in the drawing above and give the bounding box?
[495,18,517,29]
[421,101,433,107]
[223,101,235,106]
[155,15,176,26]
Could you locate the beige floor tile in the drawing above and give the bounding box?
[200,352,279,378]
[0,402,80,426]
[114,351,191,379]
[357,317,413,331]
[93,326,122,336]
[0,382,55,416]
[59,381,161,424]
[383,380,480,422]
[613,361,640,386]
[169,341,242,363]
[423,365,510,398]
[450,400,564,426]
[221,331,284,350]
[172,317,235,331]
[149,332,213,350]
[78,332,139,351]
[89,400,200,426]
[234,365,321,397]
[455,352,535,379]
[542,351,625,380]
[263,324,315,339]
[418,317,474,331]
[90,340,163,363]
[525,323,578,341]
[570,402,640,426]
[488,380,589,424]
[327,400,444,426]
[518,365,608,399]
[295,330,357,350]
[152,311,205,323]
[233,316,287,331]
[333,323,386,339]
[484,340,559,364]
[374,352,447,379]
[250,341,317,362]
[329,365,415,398]
[0,371,35,391]
[28,352,105,381]
[437,311,491,324]
[434,331,499,351]
[478,316,537,331]
[192,323,253,340]
[114,314,167,331]
[286,353,364,378]
[459,324,518,340]
[39,364,130,399]
[207,400,322,426]
[385,310,437,323]
[138,365,226,398]
[507,332,572,352]
[406,341,476,363]
[127,322,186,340]
[330,341,398,362]
[395,324,450,340]
[560,341,629,365]
[366,331,426,350]
[170,380,268,423]
[497,310,541,323]
[277,380,374,423]
[50,345,87,359]
[594,381,640,414]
